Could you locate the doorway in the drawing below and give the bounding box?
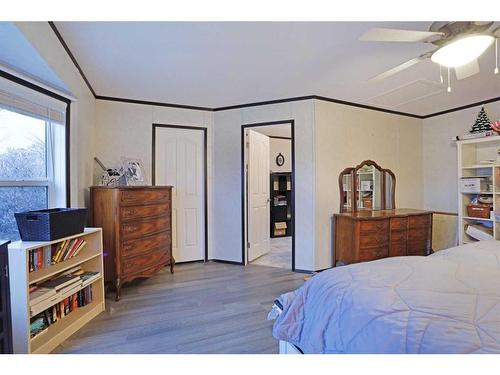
[241,120,295,270]
[152,124,207,263]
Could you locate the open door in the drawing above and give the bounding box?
[247,129,270,262]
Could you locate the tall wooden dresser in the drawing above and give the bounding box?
[90,186,173,300]
[0,240,12,354]
[333,209,432,266]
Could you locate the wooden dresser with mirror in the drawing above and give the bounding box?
[333,160,432,267]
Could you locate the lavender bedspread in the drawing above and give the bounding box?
[272,241,500,353]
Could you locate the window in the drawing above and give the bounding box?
[0,76,68,241]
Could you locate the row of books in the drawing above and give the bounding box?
[30,285,93,339]
[29,266,100,318]
[29,238,87,272]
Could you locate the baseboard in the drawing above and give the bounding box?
[211,259,245,266]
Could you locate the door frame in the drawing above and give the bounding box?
[241,119,295,270]
[152,123,208,262]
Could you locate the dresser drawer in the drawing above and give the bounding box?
[389,241,406,257]
[408,215,431,228]
[121,231,171,258]
[120,202,170,221]
[359,231,389,248]
[407,241,429,256]
[390,230,407,243]
[390,218,407,231]
[407,228,430,241]
[359,220,389,233]
[121,249,170,275]
[359,246,389,262]
[121,216,170,241]
[120,189,170,205]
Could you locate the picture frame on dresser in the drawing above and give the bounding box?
[90,186,174,301]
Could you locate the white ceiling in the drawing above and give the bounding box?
[54,21,500,116]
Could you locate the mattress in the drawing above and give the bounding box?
[271,240,500,353]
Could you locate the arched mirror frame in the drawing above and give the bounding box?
[338,160,396,213]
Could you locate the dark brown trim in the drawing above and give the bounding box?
[269,136,292,140]
[48,22,96,98]
[241,119,296,271]
[152,123,208,262]
[422,96,500,118]
[97,95,213,112]
[313,95,423,119]
[0,68,71,208]
[215,95,314,112]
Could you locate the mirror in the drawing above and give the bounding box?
[339,160,396,213]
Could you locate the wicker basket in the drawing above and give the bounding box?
[15,208,88,241]
[466,204,492,219]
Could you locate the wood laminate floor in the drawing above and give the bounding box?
[53,262,305,354]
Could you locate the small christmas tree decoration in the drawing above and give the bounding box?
[470,106,492,133]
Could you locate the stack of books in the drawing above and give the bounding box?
[28,267,100,338]
[29,285,94,339]
[28,239,87,272]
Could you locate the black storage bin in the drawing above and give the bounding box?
[14,208,88,241]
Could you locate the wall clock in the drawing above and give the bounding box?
[276,153,285,167]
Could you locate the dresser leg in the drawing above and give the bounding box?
[170,257,175,274]
[115,278,121,301]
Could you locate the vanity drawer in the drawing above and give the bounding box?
[359,245,389,262]
[121,216,170,241]
[408,215,431,229]
[120,189,170,205]
[359,231,389,248]
[120,202,170,221]
[121,249,170,275]
[407,241,429,256]
[390,230,407,243]
[390,218,407,231]
[389,241,407,257]
[359,220,389,233]
[121,231,171,258]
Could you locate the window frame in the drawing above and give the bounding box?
[0,69,71,207]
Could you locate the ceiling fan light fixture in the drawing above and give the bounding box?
[430,35,495,68]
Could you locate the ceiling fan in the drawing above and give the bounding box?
[360,22,500,85]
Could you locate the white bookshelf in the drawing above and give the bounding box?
[7,228,105,353]
[457,136,500,244]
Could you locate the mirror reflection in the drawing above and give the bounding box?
[339,160,396,213]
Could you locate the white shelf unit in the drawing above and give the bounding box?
[7,228,105,354]
[457,136,500,244]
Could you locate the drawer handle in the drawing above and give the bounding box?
[125,209,136,216]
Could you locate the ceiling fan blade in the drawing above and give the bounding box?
[369,56,425,82]
[455,59,480,80]
[360,28,444,43]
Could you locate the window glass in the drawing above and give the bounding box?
[0,107,47,180]
[0,186,48,240]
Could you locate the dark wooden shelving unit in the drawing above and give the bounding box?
[0,240,12,354]
[270,172,293,238]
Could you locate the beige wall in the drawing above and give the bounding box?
[314,100,424,269]
[269,138,292,173]
[213,101,316,268]
[94,99,214,258]
[422,102,500,213]
[15,22,96,208]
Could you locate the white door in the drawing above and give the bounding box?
[247,129,270,262]
[155,127,205,262]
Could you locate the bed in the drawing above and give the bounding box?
[270,240,500,354]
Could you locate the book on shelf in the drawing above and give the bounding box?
[29,287,57,306]
[28,239,88,273]
[39,273,82,291]
[29,285,94,339]
[455,130,497,141]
